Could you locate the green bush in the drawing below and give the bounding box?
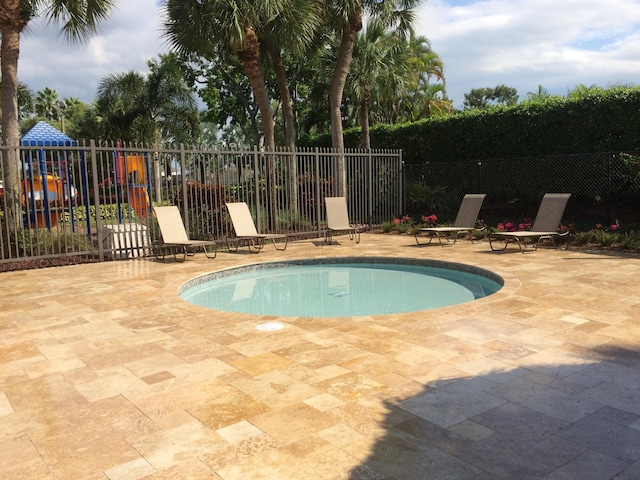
[300,86,640,165]
[619,231,640,250]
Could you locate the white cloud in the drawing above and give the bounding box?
[417,0,640,107]
[19,0,166,102]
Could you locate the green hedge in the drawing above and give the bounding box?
[300,86,640,164]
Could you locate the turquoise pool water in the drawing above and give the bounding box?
[179,258,503,318]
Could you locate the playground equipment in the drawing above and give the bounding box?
[20,121,83,230]
[114,153,151,219]
[21,174,65,228]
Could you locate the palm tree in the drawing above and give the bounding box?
[525,85,551,102]
[34,87,61,120]
[326,0,420,195]
[0,80,34,125]
[0,0,115,238]
[262,0,323,149]
[96,54,201,145]
[164,0,280,150]
[347,23,402,149]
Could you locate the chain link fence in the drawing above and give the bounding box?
[403,152,640,229]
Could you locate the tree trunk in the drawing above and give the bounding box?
[359,85,371,150]
[329,12,361,197]
[0,13,25,245]
[271,50,298,216]
[236,26,277,229]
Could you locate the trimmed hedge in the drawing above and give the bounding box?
[299,86,640,164]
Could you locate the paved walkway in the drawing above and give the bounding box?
[1,235,640,479]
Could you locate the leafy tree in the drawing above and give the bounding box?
[0,0,116,239]
[463,84,518,109]
[188,49,265,147]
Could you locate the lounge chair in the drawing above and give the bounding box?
[153,206,218,261]
[415,193,486,246]
[225,202,288,253]
[488,193,571,253]
[324,196,360,244]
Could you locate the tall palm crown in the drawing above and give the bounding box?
[164,0,286,149]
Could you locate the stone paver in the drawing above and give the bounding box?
[1,235,640,479]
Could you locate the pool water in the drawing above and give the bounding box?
[180,258,503,318]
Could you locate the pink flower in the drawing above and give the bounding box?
[611,224,620,231]
[422,214,437,226]
[393,218,400,225]
[518,222,532,231]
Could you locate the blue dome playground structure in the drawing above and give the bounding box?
[20,121,87,230]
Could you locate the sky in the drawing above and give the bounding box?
[17,0,640,110]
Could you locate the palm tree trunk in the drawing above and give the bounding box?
[236,26,277,229]
[271,50,298,216]
[1,21,24,242]
[330,16,360,197]
[359,85,371,150]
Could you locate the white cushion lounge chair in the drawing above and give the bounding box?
[153,206,218,261]
[415,193,486,246]
[225,202,288,253]
[488,193,571,253]
[324,196,360,244]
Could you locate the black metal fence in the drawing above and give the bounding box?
[403,152,640,229]
[0,142,403,267]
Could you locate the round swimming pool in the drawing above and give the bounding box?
[179,257,503,318]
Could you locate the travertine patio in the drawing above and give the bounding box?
[1,235,639,479]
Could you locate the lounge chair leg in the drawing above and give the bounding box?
[325,230,332,244]
[247,238,263,253]
[273,237,288,251]
[203,244,217,259]
[489,236,510,251]
[415,233,435,245]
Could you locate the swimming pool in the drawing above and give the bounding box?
[179,257,503,318]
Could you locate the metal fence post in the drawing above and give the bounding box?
[606,153,613,228]
[315,147,322,236]
[179,144,189,234]
[90,140,105,262]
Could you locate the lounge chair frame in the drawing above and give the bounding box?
[415,194,487,246]
[324,197,361,244]
[488,193,572,253]
[225,202,288,253]
[153,206,218,261]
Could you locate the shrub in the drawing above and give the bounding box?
[619,231,640,250]
[572,231,594,246]
[593,229,620,247]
